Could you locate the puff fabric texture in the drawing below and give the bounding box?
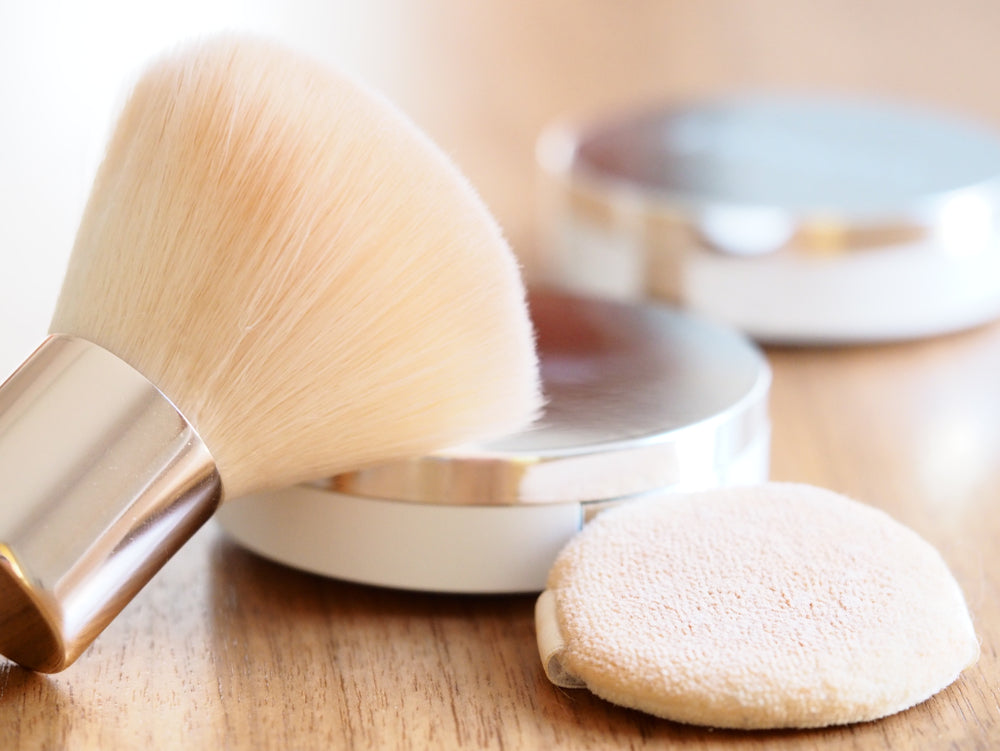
[537,483,979,729]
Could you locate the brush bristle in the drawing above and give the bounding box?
[50,36,542,499]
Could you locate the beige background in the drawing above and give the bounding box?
[340,1,1000,252]
[4,2,1000,368]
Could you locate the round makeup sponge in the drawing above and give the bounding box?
[536,483,979,729]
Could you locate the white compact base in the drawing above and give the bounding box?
[216,432,770,594]
[218,489,582,593]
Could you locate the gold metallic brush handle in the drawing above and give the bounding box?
[0,335,221,672]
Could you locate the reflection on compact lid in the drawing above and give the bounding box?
[326,288,770,506]
[217,290,771,593]
[577,97,1000,212]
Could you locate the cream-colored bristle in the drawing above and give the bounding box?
[50,36,542,499]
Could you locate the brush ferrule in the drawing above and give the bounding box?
[0,334,221,672]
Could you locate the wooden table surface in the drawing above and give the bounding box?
[1,322,998,749]
[2,3,1000,748]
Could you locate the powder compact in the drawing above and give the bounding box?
[536,95,1000,342]
[217,289,771,593]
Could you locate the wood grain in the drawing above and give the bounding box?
[2,321,997,751]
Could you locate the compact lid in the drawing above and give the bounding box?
[539,94,1000,255]
[324,289,770,506]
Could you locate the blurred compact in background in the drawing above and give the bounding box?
[536,95,1000,342]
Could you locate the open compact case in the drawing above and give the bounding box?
[217,288,771,594]
[536,95,1000,343]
